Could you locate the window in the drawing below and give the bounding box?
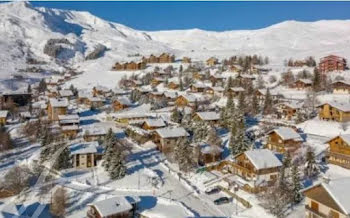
[311,201,319,212]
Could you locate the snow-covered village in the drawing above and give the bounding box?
[1,1,350,218]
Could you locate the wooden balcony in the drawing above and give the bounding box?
[305,205,327,218]
[326,151,350,169]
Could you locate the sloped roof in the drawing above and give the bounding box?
[317,101,350,112]
[144,118,166,128]
[270,127,303,141]
[156,127,189,138]
[59,89,73,97]
[49,98,68,108]
[244,149,282,170]
[195,111,220,121]
[0,110,9,118]
[230,87,245,92]
[70,141,99,155]
[114,97,133,106]
[89,196,133,217]
[296,78,313,84]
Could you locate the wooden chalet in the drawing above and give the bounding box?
[227,87,245,97]
[167,80,180,90]
[148,91,165,101]
[302,178,350,218]
[319,55,347,74]
[229,65,243,73]
[326,135,350,169]
[113,61,146,71]
[255,89,280,104]
[194,142,223,165]
[87,196,139,218]
[175,94,204,108]
[92,86,111,97]
[141,118,166,130]
[276,101,303,120]
[236,74,255,85]
[113,104,152,124]
[86,97,104,110]
[206,57,218,66]
[182,57,191,63]
[192,71,206,81]
[70,141,102,168]
[151,77,166,86]
[228,149,282,193]
[332,80,350,94]
[292,79,313,90]
[48,98,68,121]
[0,110,9,125]
[58,114,80,139]
[317,101,350,122]
[190,83,207,93]
[266,127,303,153]
[153,127,189,153]
[193,111,220,125]
[112,97,133,112]
[209,74,225,86]
[83,126,107,142]
[205,86,225,97]
[142,53,175,63]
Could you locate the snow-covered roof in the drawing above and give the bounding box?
[192,83,207,89]
[83,126,107,136]
[230,87,245,92]
[332,80,350,86]
[70,141,99,155]
[243,149,282,170]
[88,196,134,217]
[49,98,68,108]
[58,114,79,121]
[195,111,220,121]
[114,96,133,106]
[164,91,178,99]
[112,104,152,119]
[270,127,303,141]
[88,96,104,102]
[0,110,9,118]
[62,125,79,131]
[317,101,350,112]
[144,118,166,128]
[328,134,350,145]
[279,101,303,109]
[156,127,189,138]
[208,86,225,92]
[59,89,73,97]
[94,85,111,92]
[199,143,223,154]
[296,78,313,84]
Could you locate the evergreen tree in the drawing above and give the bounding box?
[27,84,31,94]
[171,109,183,123]
[304,148,319,178]
[207,127,222,147]
[104,128,114,148]
[238,92,246,113]
[251,93,259,115]
[232,112,250,155]
[38,79,47,93]
[108,147,126,180]
[279,152,292,191]
[179,78,184,91]
[54,143,71,170]
[193,120,209,142]
[174,138,193,172]
[312,67,321,92]
[263,88,273,115]
[225,76,234,93]
[291,165,302,203]
[179,65,183,73]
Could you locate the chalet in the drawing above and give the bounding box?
[227,87,245,97]
[206,57,218,66]
[192,71,206,81]
[87,196,139,218]
[266,127,303,153]
[48,98,68,121]
[163,91,178,102]
[142,54,158,63]
[59,89,74,99]
[326,135,350,169]
[205,86,225,97]
[168,80,180,90]
[153,127,189,153]
[70,141,102,168]
[86,97,104,110]
[229,65,242,73]
[302,178,350,218]
[113,61,146,71]
[159,53,175,63]
[209,74,225,86]
[0,110,9,125]
[317,101,350,122]
[194,142,223,165]
[230,149,282,193]
[332,80,350,94]
[58,114,80,138]
[92,86,111,97]
[141,118,166,130]
[292,79,313,90]
[148,91,165,101]
[112,104,152,124]
[182,57,191,63]
[276,101,303,120]
[319,55,347,74]
[122,79,142,89]
[83,127,107,142]
[46,87,58,98]
[112,97,134,112]
[256,89,280,104]
[151,77,166,86]
[175,94,205,108]
[152,70,171,78]
[236,74,255,85]
[193,111,220,125]
[136,85,153,95]
[190,83,207,93]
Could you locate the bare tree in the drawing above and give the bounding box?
[50,187,68,218]
[3,165,31,194]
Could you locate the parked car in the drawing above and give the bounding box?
[205,186,221,195]
[214,197,230,205]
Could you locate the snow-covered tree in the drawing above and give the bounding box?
[54,143,71,170]
[193,120,209,142]
[291,165,302,203]
[171,109,183,123]
[174,138,193,172]
[207,127,222,147]
[279,152,292,191]
[251,93,259,115]
[108,147,126,180]
[304,148,319,178]
[263,88,273,115]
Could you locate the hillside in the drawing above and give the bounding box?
[1,1,350,91]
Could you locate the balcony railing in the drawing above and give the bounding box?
[305,205,327,218]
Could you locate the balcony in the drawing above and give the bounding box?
[305,205,327,218]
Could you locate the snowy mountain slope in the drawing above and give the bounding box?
[148,20,350,62]
[1,1,350,91]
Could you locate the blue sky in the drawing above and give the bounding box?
[30,1,350,31]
